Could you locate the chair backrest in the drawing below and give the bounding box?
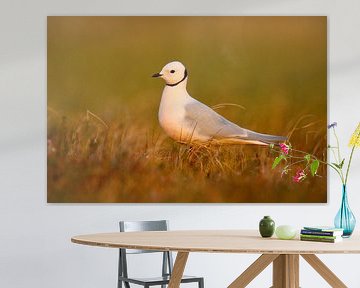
[119,220,169,254]
[118,220,174,281]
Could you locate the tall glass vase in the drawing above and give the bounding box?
[334,185,356,237]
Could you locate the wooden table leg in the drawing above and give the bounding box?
[272,254,299,288]
[228,254,279,288]
[301,254,347,288]
[168,252,189,288]
[288,255,299,288]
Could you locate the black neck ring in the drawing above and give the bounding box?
[166,69,188,87]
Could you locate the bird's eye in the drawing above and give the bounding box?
[170,70,175,73]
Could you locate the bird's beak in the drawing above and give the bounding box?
[152,72,162,78]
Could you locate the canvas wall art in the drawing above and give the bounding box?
[47,16,327,203]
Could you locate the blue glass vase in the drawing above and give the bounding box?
[334,185,356,237]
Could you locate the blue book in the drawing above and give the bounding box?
[302,226,343,237]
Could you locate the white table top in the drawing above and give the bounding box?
[71,230,360,254]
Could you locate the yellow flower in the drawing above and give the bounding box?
[349,122,360,147]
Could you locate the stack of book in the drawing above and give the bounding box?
[300,226,344,243]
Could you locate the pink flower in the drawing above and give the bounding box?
[279,143,289,155]
[293,170,306,183]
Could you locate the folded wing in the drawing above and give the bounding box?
[184,101,286,145]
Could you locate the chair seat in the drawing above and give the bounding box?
[119,274,203,286]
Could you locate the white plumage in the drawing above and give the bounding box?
[153,61,286,145]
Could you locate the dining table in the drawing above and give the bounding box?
[71,230,360,288]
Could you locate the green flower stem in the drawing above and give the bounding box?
[271,124,360,186]
[322,161,344,183]
[270,147,345,183]
[283,160,306,170]
[285,147,318,158]
[345,145,356,185]
[333,127,343,164]
[331,148,339,164]
[332,127,345,182]
[345,129,360,185]
[285,145,345,183]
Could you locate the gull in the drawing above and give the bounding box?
[152,61,287,145]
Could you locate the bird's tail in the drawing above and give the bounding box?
[246,130,287,145]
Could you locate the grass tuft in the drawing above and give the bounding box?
[47,110,327,203]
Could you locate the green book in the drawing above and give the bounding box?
[300,236,342,243]
[300,234,340,240]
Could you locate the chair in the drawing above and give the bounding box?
[118,220,204,288]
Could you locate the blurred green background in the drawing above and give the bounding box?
[47,16,327,203]
[48,16,326,132]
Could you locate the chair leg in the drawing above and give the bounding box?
[118,249,122,288]
[198,278,204,288]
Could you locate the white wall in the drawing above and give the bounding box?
[1,0,360,287]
